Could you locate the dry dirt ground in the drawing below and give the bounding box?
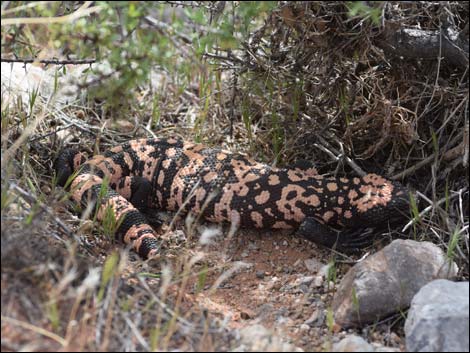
[181,228,335,348]
[129,222,405,351]
[1,204,406,351]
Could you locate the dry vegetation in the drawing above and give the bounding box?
[1,1,468,351]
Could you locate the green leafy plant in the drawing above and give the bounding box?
[347,2,382,25]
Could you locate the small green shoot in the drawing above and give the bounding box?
[46,299,60,332]
[62,166,84,191]
[93,176,110,222]
[54,69,59,95]
[26,176,37,194]
[27,85,39,118]
[151,94,161,129]
[447,227,460,263]
[101,205,124,240]
[326,307,335,333]
[24,201,41,226]
[196,264,208,293]
[150,326,161,351]
[120,297,131,312]
[292,79,303,121]
[326,260,337,291]
[138,272,162,279]
[444,178,449,212]
[97,252,120,302]
[1,185,13,211]
[409,192,420,237]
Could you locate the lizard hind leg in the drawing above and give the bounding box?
[296,217,375,253]
[114,175,153,212]
[119,175,165,230]
[297,217,341,249]
[71,174,162,259]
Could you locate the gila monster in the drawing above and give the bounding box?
[55,137,411,259]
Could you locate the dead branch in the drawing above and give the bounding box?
[1,57,96,65]
[377,22,469,69]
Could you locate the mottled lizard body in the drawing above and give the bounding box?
[56,137,410,258]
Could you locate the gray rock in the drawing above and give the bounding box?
[373,346,401,352]
[405,279,469,352]
[304,258,325,273]
[311,263,334,288]
[332,335,374,352]
[333,240,458,327]
[304,309,325,327]
[297,275,315,286]
[234,324,303,352]
[319,263,334,278]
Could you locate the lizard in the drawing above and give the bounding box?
[55,137,411,259]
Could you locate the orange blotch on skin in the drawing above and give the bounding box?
[217,153,227,160]
[348,190,359,200]
[133,232,159,252]
[268,174,280,185]
[109,145,124,153]
[250,211,263,228]
[166,148,177,158]
[255,190,270,204]
[327,183,338,192]
[275,185,313,222]
[116,176,132,199]
[363,173,388,186]
[157,172,165,186]
[73,153,86,169]
[123,152,134,171]
[273,221,293,229]
[351,183,394,213]
[71,174,102,203]
[203,171,218,183]
[322,211,335,223]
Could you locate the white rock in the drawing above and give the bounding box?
[332,335,374,352]
[405,279,469,352]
